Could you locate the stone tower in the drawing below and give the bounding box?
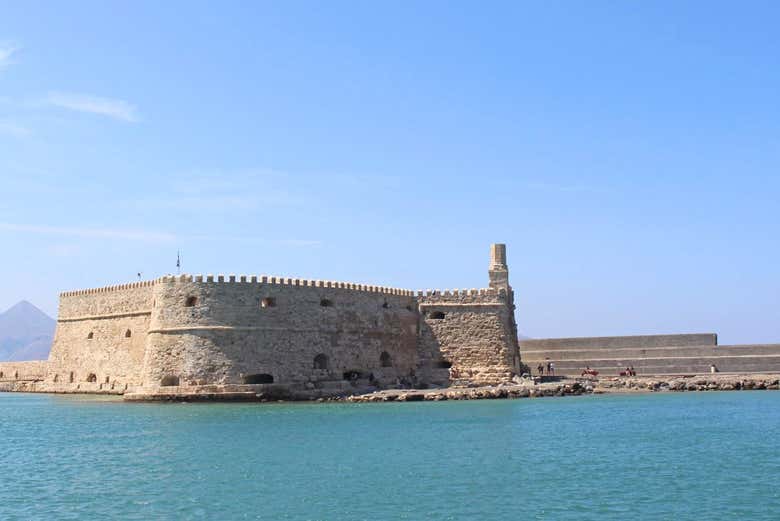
[488,243,510,291]
[489,243,522,373]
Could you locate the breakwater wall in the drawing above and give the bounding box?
[520,334,780,376]
[347,374,780,402]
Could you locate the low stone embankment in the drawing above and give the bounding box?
[520,334,780,377]
[346,374,780,403]
[4,374,778,402]
[596,374,780,393]
[347,382,588,402]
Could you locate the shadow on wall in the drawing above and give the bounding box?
[418,312,453,386]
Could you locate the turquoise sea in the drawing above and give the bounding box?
[1,392,779,520]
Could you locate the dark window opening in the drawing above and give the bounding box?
[53,374,59,383]
[243,373,274,384]
[87,332,94,339]
[320,299,333,307]
[405,305,413,312]
[314,353,329,370]
[185,296,198,307]
[343,370,364,381]
[380,351,393,367]
[14,371,19,379]
[105,376,110,384]
[161,375,180,386]
[437,361,453,369]
[260,297,276,308]
[0,372,3,378]
[125,329,132,338]
[382,301,389,309]
[86,373,97,383]
[428,311,446,320]
[69,372,74,383]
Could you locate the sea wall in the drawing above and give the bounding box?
[45,281,155,392]
[417,288,519,385]
[520,334,780,376]
[0,361,47,382]
[520,334,717,351]
[138,275,419,393]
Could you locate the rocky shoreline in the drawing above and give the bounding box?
[3,373,779,403]
[346,374,780,403]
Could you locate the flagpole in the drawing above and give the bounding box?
[177,250,181,275]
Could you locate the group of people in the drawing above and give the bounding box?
[533,363,648,377]
[536,362,555,376]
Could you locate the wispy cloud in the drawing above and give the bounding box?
[279,239,323,247]
[44,91,140,122]
[48,243,84,258]
[0,222,323,247]
[142,194,299,211]
[0,120,31,137]
[527,182,609,194]
[132,169,306,212]
[0,43,19,69]
[0,222,174,242]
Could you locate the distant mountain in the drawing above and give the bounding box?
[0,301,55,362]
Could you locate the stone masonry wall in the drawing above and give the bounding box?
[520,334,718,351]
[139,275,419,392]
[0,361,47,382]
[417,288,519,385]
[44,281,154,392]
[0,361,48,393]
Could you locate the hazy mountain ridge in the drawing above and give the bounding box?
[0,301,54,362]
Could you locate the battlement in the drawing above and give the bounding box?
[60,280,156,297]
[59,277,508,301]
[158,274,416,297]
[416,288,502,297]
[416,287,507,304]
[59,274,418,298]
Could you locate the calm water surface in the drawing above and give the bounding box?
[1,391,779,520]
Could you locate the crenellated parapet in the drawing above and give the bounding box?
[60,279,156,297]
[416,287,507,306]
[157,274,415,297]
[60,274,419,298]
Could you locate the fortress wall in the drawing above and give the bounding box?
[417,288,519,385]
[140,276,419,389]
[0,361,47,381]
[58,280,156,316]
[45,282,155,390]
[520,334,780,376]
[519,333,717,351]
[531,353,780,376]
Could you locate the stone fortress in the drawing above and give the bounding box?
[2,243,780,400]
[0,245,520,400]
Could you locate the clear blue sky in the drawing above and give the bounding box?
[1,1,778,344]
